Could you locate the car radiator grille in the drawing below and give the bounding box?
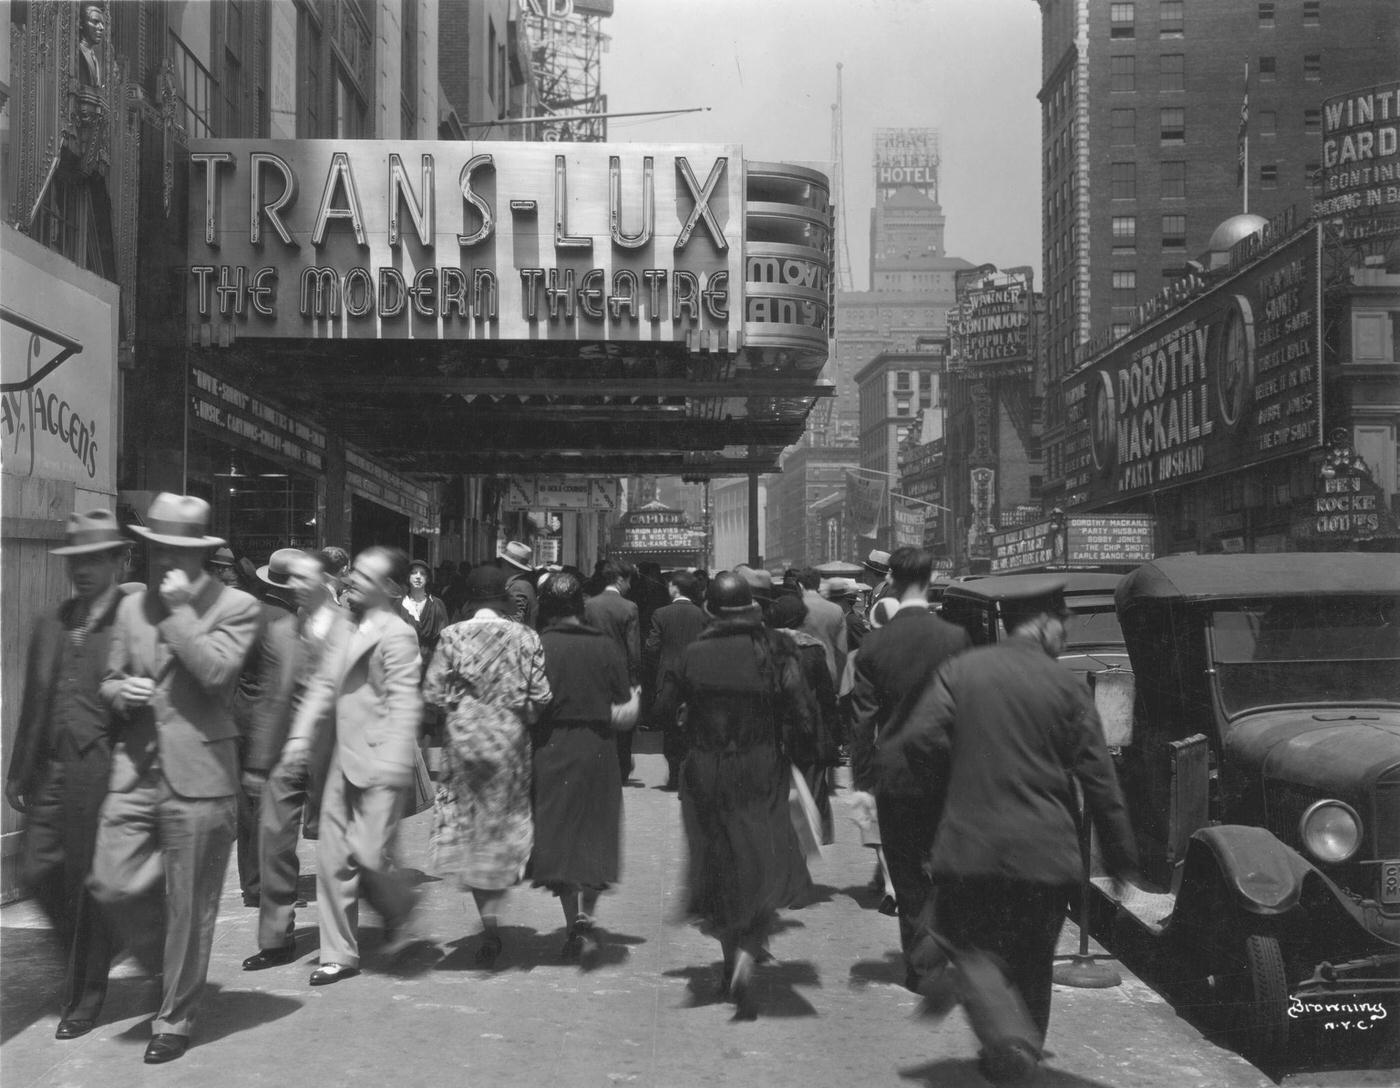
[1376,775,1400,859]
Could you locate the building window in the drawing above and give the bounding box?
[1111,161,1136,199]
[1159,0,1184,37]
[1160,53,1184,92]
[1303,0,1320,27]
[334,63,366,138]
[1112,270,1137,290]
[1259,109,1277,136]
[895,370,912,391]
[170,31,216,138]
[1260,163,1278,188]
[1160,107,1185,143]
[222,0,245,136]
[1259,55,1276,81]
[1111,54,1135,92]
[1352,310,1400,361]
[1111,108,1136,145]
[1303,107,1321,134]
[1112,323,1132,341]
[1161,159,1186,198]
[298,3,324,137]
[1162,213,1187,248]
[1304,53,1321,80]
[1112,216,1137,242]
[1258,2,1275,28]
[401,0,418,136]
[1305,161,1321,184]
[1110,3,1135,37]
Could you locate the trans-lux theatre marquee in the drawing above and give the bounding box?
[186,141,743,343]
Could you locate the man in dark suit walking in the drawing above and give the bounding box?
[585,559,641,780]
[5,511,129,1040]
[240,550,340,971]
[893,580,1139,1081]
[91,494,261,1064]
[848,546,971,988]
[646,570,708,790]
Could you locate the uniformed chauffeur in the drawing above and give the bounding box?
[892,578,1139,1081]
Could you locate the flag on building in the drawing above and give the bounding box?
[1237,62,1249,189]
[845,470,887,538]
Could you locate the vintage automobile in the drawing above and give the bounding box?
[939,571,1131,680]
[1106,553,1400,1053]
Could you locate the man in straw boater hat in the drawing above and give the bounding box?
[5,511,131,1041]
[497,539,540,628]
[89,494,261,1063]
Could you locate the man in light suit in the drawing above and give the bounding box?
[91,494,261,1064]
[794,567,848,686]
[646,570,708,790]
[585,559,641,780]
[279,546,423,986]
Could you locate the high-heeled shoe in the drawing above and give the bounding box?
[729,954,757,1021]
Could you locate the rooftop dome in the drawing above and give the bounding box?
[1207,213,1268,253]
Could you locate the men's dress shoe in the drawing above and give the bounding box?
[144,1034,189,1064]
[242,944,297,970]
[309,963,360,986]
[55,1018,95,1040]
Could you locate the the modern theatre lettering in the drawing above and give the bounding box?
[186,140,743,343]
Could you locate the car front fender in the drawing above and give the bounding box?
[1182,825,1313,916]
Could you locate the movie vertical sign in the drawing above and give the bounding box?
[1066,227,1323,508]
[952,268,1033,370]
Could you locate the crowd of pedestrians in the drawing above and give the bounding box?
[7,493,1139,1083]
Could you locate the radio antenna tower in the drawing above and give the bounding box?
[523,6,611,142]
[831,63,854,291]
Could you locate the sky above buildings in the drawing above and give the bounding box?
[603,0,1043,287]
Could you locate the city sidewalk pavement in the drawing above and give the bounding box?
[2,740,1276,1088]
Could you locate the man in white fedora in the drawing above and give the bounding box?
[5,510,130,1040]
[91,493,260,1064]
[497,540,538,628]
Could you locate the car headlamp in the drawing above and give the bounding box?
[1298,800,1362,864]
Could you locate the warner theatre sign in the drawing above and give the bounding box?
[185,140,742,343]
[1064,226,1323,508]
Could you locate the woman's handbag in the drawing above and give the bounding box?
[610,685,642,732]
[788,764,822,859]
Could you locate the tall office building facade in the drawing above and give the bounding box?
[1036,0,1400,507]
[766,129,970,568]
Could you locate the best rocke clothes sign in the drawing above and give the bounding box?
[185,140,743,343]
[1062,226,1323,509]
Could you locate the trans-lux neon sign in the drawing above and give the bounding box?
[187,146,733,330]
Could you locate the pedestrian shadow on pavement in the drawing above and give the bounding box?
[0,927,65,1043]
[663,958,822,1018]
[899,1058,1116,1088]
[848,950,908,990]
[431,924,644,974]
[108,983,301,1048]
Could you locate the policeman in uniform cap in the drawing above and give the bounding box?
[893,577,1139,1083]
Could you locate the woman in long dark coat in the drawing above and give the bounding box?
[398,559,450,668]
[532,572,636,963]
[672,571,818,1019]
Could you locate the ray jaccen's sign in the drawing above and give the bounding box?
[185,140,742,343]
[1062,226,1323,509]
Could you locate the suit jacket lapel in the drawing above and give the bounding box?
[342,610,383,680]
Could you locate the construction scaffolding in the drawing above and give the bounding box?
[522,6,611,143]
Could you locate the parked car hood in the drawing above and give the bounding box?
[1226,710,1400,790]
